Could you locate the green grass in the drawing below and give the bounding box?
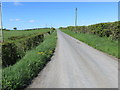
[62,30,118,58]
[3,29,52,43]
[2,31,57,90]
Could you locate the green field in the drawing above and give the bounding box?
[62,30,118,58]
[2,31,57,90]
[3,29,52,43]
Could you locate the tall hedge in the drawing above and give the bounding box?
[2,31,52,67]
[2,31,57,90]
[60,21,120,40]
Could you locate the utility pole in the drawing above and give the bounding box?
[75,8,77,26]
[0,1,3,43]
[75,8,77,30]
[0,1,2,77]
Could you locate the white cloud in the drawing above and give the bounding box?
[9,19,21,22]
[9,19,14,21]
[13,1,22,6]
[29,20,35,23]
[9,19,35,23]
[15,19,21,21]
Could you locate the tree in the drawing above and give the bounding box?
[13,27,17,30]
[51,27,55,30]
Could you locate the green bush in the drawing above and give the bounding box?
[2,43,21,67]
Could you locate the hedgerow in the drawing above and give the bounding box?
[60,21,120,40]
[2,31,57,90]
[2,30,54,67]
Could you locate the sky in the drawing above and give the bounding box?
[1,0,119,2]
[2,2,118,30]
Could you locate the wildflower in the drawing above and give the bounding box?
[37,52,45,55]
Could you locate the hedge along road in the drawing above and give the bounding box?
[28,30,118,88]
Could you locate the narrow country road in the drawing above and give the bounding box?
[28,30,118,88]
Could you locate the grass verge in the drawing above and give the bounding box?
[62,30,118,58]
[2,31,57,90]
